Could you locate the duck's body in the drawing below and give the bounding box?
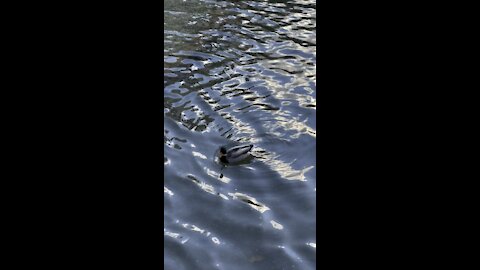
[219,144,253,164]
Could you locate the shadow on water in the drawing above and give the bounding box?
[164,0,316,269]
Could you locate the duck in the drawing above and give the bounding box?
[219,144,254,164]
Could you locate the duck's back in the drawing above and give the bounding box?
[227,144,253,159]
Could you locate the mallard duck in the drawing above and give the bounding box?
[219,144,254,164]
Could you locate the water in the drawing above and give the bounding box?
[164,0,316,269]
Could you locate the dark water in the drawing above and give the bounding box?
[164,0,316,269]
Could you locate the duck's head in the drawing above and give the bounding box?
[219,147,228,163]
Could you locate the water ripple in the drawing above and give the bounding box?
[165,0,316,269]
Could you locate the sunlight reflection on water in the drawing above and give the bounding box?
[164,0,316,269]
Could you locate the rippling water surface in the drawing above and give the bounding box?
[164,0,316,269]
